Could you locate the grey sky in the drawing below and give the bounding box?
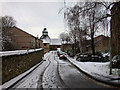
[1,2,66,38]
[1,0,114,38]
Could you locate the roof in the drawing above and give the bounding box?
[50,39,62,45]
[13,26,38,39]
[62,41,73,44]
[41,36,51,44]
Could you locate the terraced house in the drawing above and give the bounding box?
[8,26,43,50]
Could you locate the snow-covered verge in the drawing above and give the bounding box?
[67,57,120,85]
[0,48,43,57]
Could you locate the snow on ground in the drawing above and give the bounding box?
[42,52,61,88]
[2,62,40,88]
[2,53,49,88]
[67,57,120,81]
[0,48,43,57]
[16,53,50,88]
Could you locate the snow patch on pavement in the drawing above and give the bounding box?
[67,57,120,83]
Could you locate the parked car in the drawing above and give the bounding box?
[76,53,103,62]
[76,54,90,62]
[112,55,120,68]
[90,55,101,62]
[59,52,67,60]
[57,51,63,56]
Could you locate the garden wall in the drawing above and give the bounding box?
[2,49,44,84]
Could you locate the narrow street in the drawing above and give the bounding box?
[1,2,120,90]
[10,51,116,89]
[43,51,110,88]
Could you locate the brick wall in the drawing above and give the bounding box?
[43,43,49,53]
[10,26,43,50]
[0,57,2,85]
[2,49,44,84]
[95,37,110,52]
[85,35,110,53]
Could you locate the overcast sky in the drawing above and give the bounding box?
[1,1,67,38]
[1,0,114,38]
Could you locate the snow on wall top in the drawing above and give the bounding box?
[0,48,43,57]
[50,39,62,45]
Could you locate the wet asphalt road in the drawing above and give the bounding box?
[42,51,114,89]
[11,51,118,89]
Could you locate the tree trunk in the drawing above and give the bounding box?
[74,38,76,56]
[91,11,95,55]
[91,23,95,55]
[91,34,95,54]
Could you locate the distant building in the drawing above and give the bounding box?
[50,39,62,50]
[10,26,43,50]
[40,28,62,53]
[40,28,51,53]
[61,42,73,52]
[84,35,110,53]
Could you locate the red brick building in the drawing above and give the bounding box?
[84,35,110,53]
[10,26,43,50]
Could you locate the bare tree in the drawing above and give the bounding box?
[64,1,118,54]
[2,16,16,28]
[1,16,16,51]
[59,32,71,52]
[64,4,89,54]
[59,32,67,44]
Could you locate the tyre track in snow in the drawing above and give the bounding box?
[38,54,51,89]
[53,52,68,88]
[42,51,66,89]
[42,52,56,88]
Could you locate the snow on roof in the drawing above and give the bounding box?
[62,41,73,44]
[0,48,43,57]
[42,36,51,43]
[50,39,62,45]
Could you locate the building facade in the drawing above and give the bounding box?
[84,35,110,53]
[50,39,62,50]
[10,26,43,50]
[40,28,62,53]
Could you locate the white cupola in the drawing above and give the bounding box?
[42,28,48,36]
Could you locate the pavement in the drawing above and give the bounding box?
[67,56,120,88]
[1,53,50,89]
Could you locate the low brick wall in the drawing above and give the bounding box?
[0,57,2,85]
[2,49,44,84]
